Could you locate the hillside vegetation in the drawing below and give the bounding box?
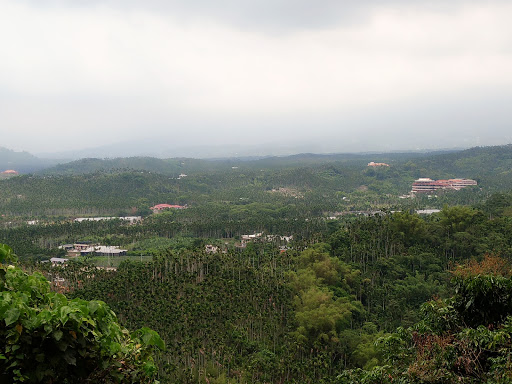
[2,144,512,383]
[4,145,512,219]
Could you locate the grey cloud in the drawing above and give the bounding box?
[3,86,511,155]
[17,0,505,31]
[3,0,511,155]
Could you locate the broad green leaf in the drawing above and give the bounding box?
[4,307,21,326]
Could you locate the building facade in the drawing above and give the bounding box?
[411,178,477,193]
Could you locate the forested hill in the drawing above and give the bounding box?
[36,144,511,176]
[252,145,512,175]
[2,144,512,218]
[3,144,511,178]
[400,144,512,181]
[40,157,221,176]
[241,149,459,169]
[39,149,458,175]
[0,147,59,173]
[35,144,512,194]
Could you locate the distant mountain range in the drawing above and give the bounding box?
[33,139,323,160]
[0,147,60,173]
[2,144,512,178]
[33,136,470,161]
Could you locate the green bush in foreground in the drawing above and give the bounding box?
[0,243,164,383]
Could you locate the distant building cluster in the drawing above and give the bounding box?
[205,244,220,254]
[74,216,141,224]
[367,162,390,167]
[235,233,293,252]
[412,178,477,193]
[150,204,187,213]
[59,242,127,257]
[416,209,441,215]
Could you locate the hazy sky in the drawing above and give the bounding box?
[1,0,512,155]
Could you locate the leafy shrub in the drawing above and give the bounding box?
[0,243,163,383]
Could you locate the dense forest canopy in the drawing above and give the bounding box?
[2,144,512,383]
[4,144,512,221]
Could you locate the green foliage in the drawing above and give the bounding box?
[343,256,512,383]
[4,145,511,221]
[0,244,17,269]
[451,256,512,328]
[0,244,163,384]
[71,245,291,383]
[287,244,373,379]
[4,145,512,382]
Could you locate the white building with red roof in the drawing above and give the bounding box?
[411,178,477,193]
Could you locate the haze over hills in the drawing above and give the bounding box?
[2,144,512,176]
[0,144,453,174]
[34,139,342,160]
[33,137,468,162]
[0,147,60,173]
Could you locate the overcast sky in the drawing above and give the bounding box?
[1,0,511,156]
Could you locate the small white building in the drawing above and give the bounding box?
[416,209,441,215]
[94,246,127,256]
[241,233,263,241]
[74,216,141,224]
[205,244,219,254]
[50,258,68,265]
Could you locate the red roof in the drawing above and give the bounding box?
[2,170,18,174]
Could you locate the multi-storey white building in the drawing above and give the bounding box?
[412,178,477,193]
